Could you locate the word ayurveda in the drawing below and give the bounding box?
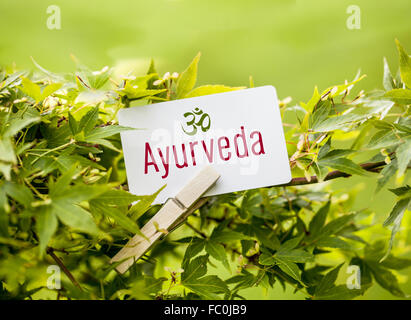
[144,126,265,178]
[119,85,292,204]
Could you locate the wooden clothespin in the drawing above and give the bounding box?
[110,166,220,274]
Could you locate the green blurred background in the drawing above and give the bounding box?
[1,0,410,299]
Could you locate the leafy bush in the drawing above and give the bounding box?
[0,40,410,300]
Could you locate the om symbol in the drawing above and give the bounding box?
[181,107,211,136]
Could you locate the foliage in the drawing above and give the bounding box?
[0,40,410,300]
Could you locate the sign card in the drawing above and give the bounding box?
[118,86,291,204]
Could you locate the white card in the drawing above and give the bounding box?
[118,86,291,204]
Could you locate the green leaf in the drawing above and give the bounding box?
[147,59,157,76]
[383,197,410,227]
[317,138,331,159]
[376,159,397,193]
[2,109,40,138]
[183,238,206,262]
[384,89,411,104]
[94,189,141,206]
[318,149,355,161]
[367,129,407,150]
[52,199,100,235]
[40,122,72,148]
[380,255,411,270]
[210,230,247,243]
[49,165,79,197]
[129,185,166,220]
[314,285,362,300]
[68,112,79,135]
[86,138,120,152]
[381,197,411,261]
[181,254,208,283]
[78,106,99,135]
[259,252,276,266]
[273,256,302,282]
[42,82,62,99]
[395,39,411,88]
[309,201,330,236]
[388,185,411,197]
[176,53,201,98]
[20,77,42,102]
[90,201,141,235]
[383,57,395,91]
[312,113,364,132]
[396,139,411,177]
[279,234,304,251]
[0,188,9,236]
[315,236,351,250]
[0,162,12,181]
[226,270,257,291]
[254,228,281,250]
[275,248,314,263]
[3,181,34,207]
[75,64,110,90]
[83,125,135,141]
[301,86,320,113]
[205,240,229,270]
[35,205,58,258]
[185,85,245,98]
[315,263,343,296]
[367,261,406,297]
[55,184,109,203]
[319,158,371,176]
[320,214,356,238]
[31,57,66,82]
[0,139,16,163]
[55,154,105,172]
[183,275,228,300]
[310,100,331,130]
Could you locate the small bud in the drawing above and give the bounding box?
[13,97,28,104]
[238,255,244,266]
[153,79,163,86]
[92,66,109,76]
[304,170,312,182]
[171,72,179,79]
[122,75,136,81]
[43,96,59,110]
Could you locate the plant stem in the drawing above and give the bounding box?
[185,221,207,239]
[46,247,82,291]
[279,160,387,187]
[30,139,75,165]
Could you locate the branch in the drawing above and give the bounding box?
[185,221,207,239]
[280,160,387,187]
[46,247,82,290]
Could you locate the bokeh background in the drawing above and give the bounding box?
[1,0,410,299]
